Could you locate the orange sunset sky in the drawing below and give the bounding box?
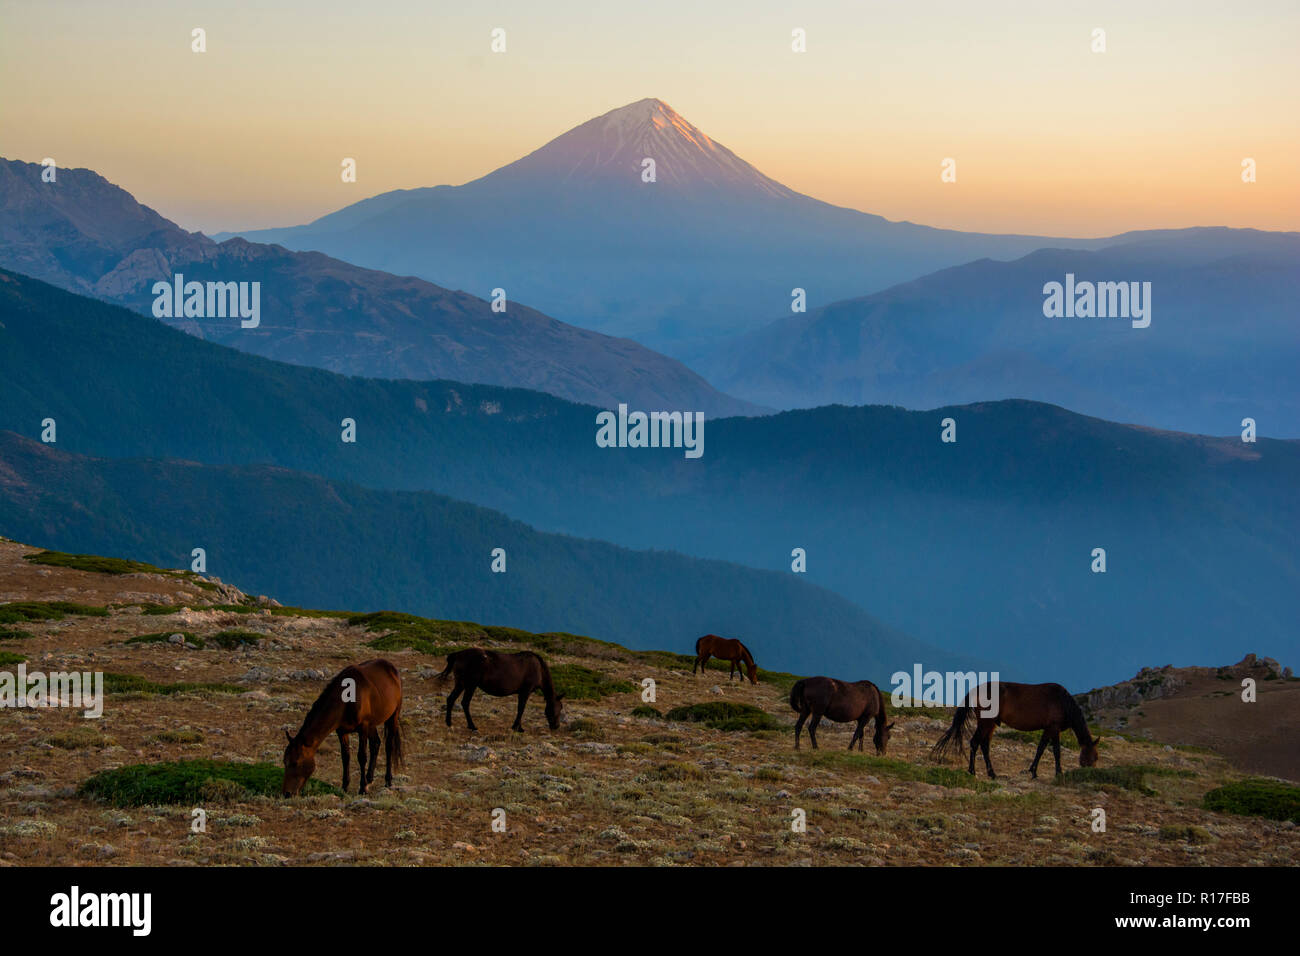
[1,0,1295,236]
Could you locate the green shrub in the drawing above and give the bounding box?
[0,628,32,640]
[208,630,264,649]
[149,727,205,744]
[101,672,243,696]
[631,705,663,718]
[0,601,108,624]
[550,663,634,700]
[0,650,27,666]
[47,728,116,749]
[79,759,342,806]
[24,550,171,576]
[665,701,779,732]
[1203,778,1300,824]
[566,717,605,740]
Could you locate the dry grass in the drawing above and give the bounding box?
[0,537,1296,867]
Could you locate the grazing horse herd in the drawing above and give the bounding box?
[282,634,1100,796]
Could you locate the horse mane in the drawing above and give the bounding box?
[737,641,754,665]
[295,671,347,740]
[1062,691,1092,745]
[528,652,558,702]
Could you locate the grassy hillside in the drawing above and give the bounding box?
[1,537,1295,868]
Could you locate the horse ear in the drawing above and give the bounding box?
[284,729,293,743]
[886,722,896,730]
[1093,736,1102,746]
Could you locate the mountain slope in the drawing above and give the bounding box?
[223,98,1101,350]
[0,157,757,416]
[1,271,1295,687]
[699,230,1300,435]
[0,431,958,679]
[5,535,1293,867]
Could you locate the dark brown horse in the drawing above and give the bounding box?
[692,634,757,684]
[282,659,404,796]
[436,648,564,732]
[932,681,1100,778]
[790,676,893,752]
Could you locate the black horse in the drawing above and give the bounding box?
[435,648,564,732]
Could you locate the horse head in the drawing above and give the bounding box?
[545,692,565,729]
[1079,736,1101,768]
[282,729,317,796]
[874,720,896,755]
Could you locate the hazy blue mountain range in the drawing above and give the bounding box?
[3,270,1294,687]
[0,431,965,679]
[0,157,757,416]
[698,229,1300,436]
[219,98,1106,352]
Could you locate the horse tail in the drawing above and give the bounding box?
[695,635,706,655]
[384,707,405,771]
[789,678,806,713]
[932,704,974,759]
[431,651,461,686]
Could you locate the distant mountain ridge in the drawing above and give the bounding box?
[2,270,1295,688]
[0,156,758,416]
[0,430,967,679]
[699,229,1300,436]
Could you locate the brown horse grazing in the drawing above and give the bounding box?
[931,681,1100,779]
[692,634,757,684]
[435,648,564,732]
[282,659,404,796]
[790,677,894,752]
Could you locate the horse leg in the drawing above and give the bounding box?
[1051,732,1063,776]
[461,685,478,732]
[383,717,396,787]
[338,729,351,792]
[968,723,981,775]
[356,732,368,794]
[512,690,529,731]
[981,729,996,779]
[366,729,380,784]
[729,659,736,681]
[808,711,823,750]
[1029,730,1050,778]
[445,683,463,727]
[793,709,807,749]
[848,720,863,751]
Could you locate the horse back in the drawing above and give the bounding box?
[989,681,1074,731]
[334,659,401,729]
[477,649,544,695]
